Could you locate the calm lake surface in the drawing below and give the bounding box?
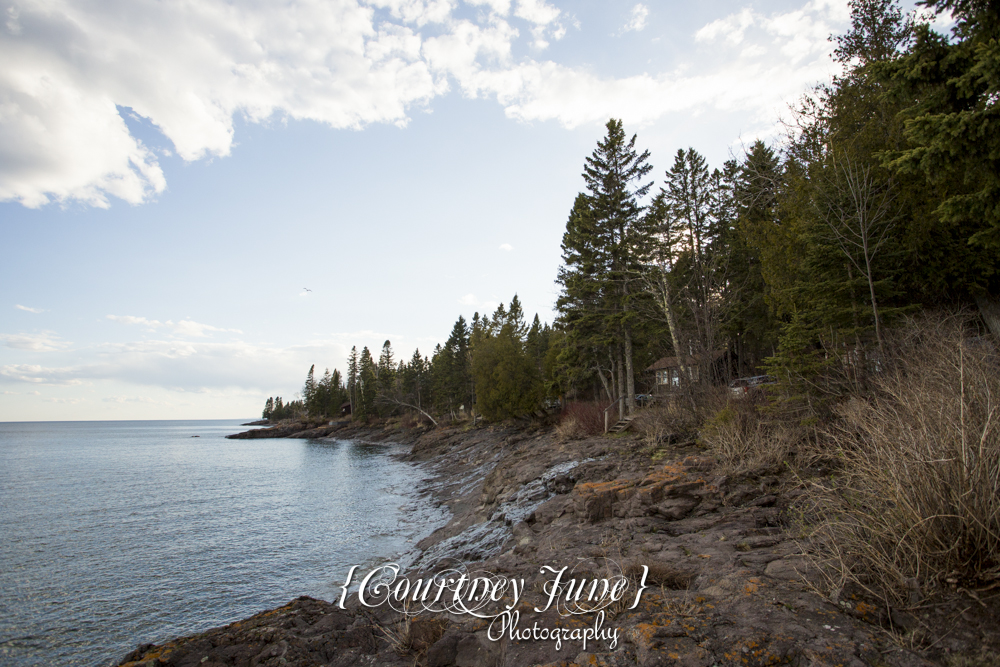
[0,420,447,667]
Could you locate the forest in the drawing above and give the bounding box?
[264,0,999,429]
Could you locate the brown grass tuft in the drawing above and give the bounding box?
[559,400,605,436]
[698,393,805,475]
[811,312,1000,605]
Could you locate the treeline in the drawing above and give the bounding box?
[552,0,999,417]
[262,295,553,423]
[261,396,304,421]
[264,0,998,424]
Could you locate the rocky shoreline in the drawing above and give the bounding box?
[117,421,998,667]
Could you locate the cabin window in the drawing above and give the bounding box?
[656,369,681,387]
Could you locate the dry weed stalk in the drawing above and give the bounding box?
[813,313,1000,606]
[699,394,805,475]
[554,415,585,441]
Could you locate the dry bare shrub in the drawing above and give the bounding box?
[555,415,585,441]
[633,387,730,447]
[813,313,1000,605]
[560,400,604,436]
[633,401,698,446]
[698,394,805,475]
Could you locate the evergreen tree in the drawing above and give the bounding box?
[879,0,1000,336]
[470,296,544,420]
[377,340,397,413]
[346,346,359,416]
[723,143,782,374]
[431,316,472,418]
[303,365,318,417]
[557,119,654,414]
[401,348,428,409]
[357,347,377,421]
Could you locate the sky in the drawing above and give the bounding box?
[1,0,931,421]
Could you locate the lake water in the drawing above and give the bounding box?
[0,420,447,667]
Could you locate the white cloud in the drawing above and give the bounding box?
[0,363,84,384]
[464,0,511,14]
[1,0,442,208]
[370,0,457,26]
[107,314,162,328]
[15,304,42,313]
[0,339,288,390]
[696,8,755,44]
[513,0,559,26]
[499,243,513,251]
[456,293,499,313]
[1,0,847,208]
[107,314,242,337]
[171,320,243,337]
[103,395,164,404]
[513,0,563,49]
[696,2,848,63]
[480,58,833,129]
[1,331,71,351]
[622,4,648,33]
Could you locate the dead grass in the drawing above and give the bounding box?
[375,602,447,659]
[811,312,1000,606]
[559,400,605,437]
[554,415,585,441]
[698,393,805,475]
[946,648,1000,667]
[624,559,693,590]
[632,386,731,449]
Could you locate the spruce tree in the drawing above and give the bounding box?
[346,346,359,416]
[377,340,397,412]
[879,0,1000,336]
[303,365,317,417]
[357,347,377,420]
[470,296,543,420]
[557,119,653,414]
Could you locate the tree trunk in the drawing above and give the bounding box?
[657,272,689,379]
[977,293,1000,341]
[596,367,613,404]
[624,326,636,415]
[616,345,625,421]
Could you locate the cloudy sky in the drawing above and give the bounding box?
[1,0,886,420]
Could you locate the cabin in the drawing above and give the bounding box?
[645,349,731,393]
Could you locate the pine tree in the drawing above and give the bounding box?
[377,340,397,413]
[432,316,472,418]
[357,347,377,420]
[879,0,1000,336]
[303,365,317,417]
[346,346,359,416]
[557,119,654,414]
[401,348,427,409]
[470,296,544,420]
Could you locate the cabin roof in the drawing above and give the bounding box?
[645,349,727,372]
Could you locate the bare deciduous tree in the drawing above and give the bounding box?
[820,150,897,353]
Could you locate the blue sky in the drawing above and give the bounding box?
[1,0,933,421]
